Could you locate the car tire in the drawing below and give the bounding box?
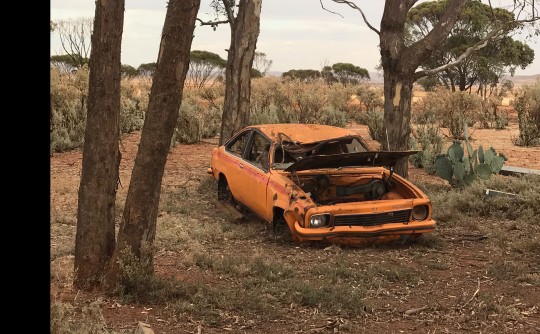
[272,215,293,243]
[217,177,233,203]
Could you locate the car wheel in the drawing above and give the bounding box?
[218,178,233,203]
[272,216,292,243]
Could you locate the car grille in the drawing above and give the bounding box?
[332,209,411,227]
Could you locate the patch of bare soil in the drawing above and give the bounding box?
[50,121,540,333]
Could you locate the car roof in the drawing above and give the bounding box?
[246,123,360,144]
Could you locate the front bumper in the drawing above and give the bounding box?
[293,220,436,241]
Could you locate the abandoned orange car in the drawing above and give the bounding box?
[208,124,436,245]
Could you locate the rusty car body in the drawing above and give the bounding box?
[208,124,436,245]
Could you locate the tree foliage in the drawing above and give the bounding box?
[282,69,321,81]
[406,0,535,92]
[331,62,370,85]
[50,54,86,73]
[324,0,538,178]
[137,62,157,77]
[121,64,139,78]
[282,63,369,86]
[187,50,226,88]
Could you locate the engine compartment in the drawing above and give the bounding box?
[294,172,414,205]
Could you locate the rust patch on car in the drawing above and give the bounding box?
[303,205,316,215]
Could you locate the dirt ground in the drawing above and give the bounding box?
[50,118,540,333]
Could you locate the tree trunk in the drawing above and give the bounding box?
[74,0,124,290]
[378,1,412,178]
[458,69,467,91]
[378,0,467,179]
[381,71,415,178]
[104,0,200,287]
[219,0,262,145]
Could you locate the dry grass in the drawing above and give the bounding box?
[50,128,540,333]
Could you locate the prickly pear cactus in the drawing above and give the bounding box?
[490,155,505,173]
[434,140,507,187]
[484,147,496,165]
[434,156,453,182]
[478,145,485,163]
[448,141,464,163]
[476,163,492,179]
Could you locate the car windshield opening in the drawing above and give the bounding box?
[272,136,371,170]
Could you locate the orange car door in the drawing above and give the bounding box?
[221,130,252,205]
[237,132,272,220]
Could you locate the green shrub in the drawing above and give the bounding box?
[319,106,348,127]
[479,96,508,130]
[434,138,507,188]
[173,100,221,145]
[411,98,437,125]
[355,84,384,112]
[512,80,540,146]
[50,64,152,152]
[50,66,89,152]
[423,88,482,139]
[409,119,444,174]
[119,80,149,133]
[356,109,384,142]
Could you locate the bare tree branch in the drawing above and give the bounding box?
[196,18,229,27]
[319,0,344,18]
[322,0,380,36]
[55,18,93,68]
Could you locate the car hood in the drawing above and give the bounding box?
[284,151,419,172]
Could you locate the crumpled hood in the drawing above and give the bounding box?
[284,151,419,172]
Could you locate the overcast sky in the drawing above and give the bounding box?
[50,0,540,76]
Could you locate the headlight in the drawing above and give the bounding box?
[310,214,329,228]
[411,205,428,221]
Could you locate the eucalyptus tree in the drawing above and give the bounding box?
[407,0,534,93]
[197,0,263,145]
[323,0,539,177]
[187,50,226,89]
[331,62,370,85]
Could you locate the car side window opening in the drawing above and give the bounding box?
[345,138,368,153]
[247,132,271,170]
[225,131,251,157]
